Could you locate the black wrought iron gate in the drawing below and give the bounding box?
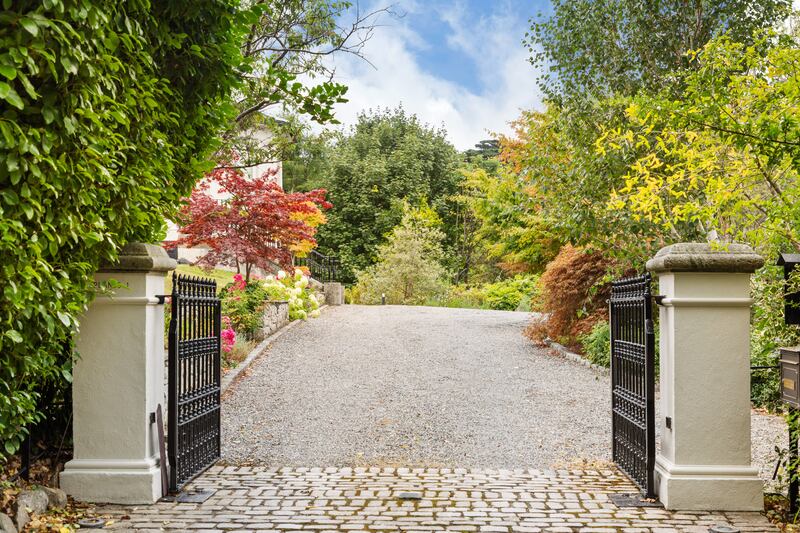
[610,273,656,498]
[167,274,222,492]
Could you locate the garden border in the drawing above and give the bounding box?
[221,305,329,393]
[543,338,610,375]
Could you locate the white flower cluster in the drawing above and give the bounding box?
[265,269,321,320]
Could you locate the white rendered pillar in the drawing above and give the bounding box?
[61,243,175,504]
[647,243,764,511]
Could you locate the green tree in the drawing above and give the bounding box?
[464,164,561,275]
[463,139,500,174]
[601,30,800,256]
[312,107,460,282]
[352,206,448,305]
[526,0,791,102]
[520,0,792,257]
[221,0,389,170]
[0,0,244,457]
[281,123,333,192]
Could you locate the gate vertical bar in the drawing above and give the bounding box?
[167,272,179,493]
[214,289,222,459]
[643,273,656,498]
[609,296,616,464]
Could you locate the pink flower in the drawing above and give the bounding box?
[221,327,236,353]
[232,273,246,291]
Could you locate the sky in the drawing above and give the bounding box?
[321,0,552,150]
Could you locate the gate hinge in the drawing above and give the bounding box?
[653,295,666,306]
[155,294,169,304]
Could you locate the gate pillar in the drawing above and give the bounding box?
[61,243,175,504]
[647,243,763,510]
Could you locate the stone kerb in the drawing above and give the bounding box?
[61,243,176,505]
[647,242,764,511]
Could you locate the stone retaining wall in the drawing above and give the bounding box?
[258,300,289,340]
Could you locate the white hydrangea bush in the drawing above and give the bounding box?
[264,269,321,320]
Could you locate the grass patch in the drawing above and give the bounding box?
[164,264,237,294]
[224,338,256,369]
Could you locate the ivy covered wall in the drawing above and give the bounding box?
[0,0,246,456]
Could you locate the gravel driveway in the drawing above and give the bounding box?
[221,304,786,478]
[223,305,611,467]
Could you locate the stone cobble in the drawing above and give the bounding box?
[96,466,775,532]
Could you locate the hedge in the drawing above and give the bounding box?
[0,0,246,457]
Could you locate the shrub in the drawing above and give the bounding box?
[750,267,798,410]
[269,269,321,320]
[527,245,610,344]
[428,285,488,308]
[353,207,448,305]
[220,270,321,340]
[221,317,237,353]
[221,275,271,340]
[580,320,611,367]
[484,275,539,311]
[0,0,244,457]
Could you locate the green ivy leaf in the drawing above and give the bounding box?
[42,105,56,124]
[0,65,15,80]
[4,439,16,455]
[0,84,24,109]
[19,18,39,36]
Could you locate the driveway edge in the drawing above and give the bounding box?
[544,338,610,375]
[222,304,330,393]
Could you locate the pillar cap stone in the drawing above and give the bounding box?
[646,242,764,274]
[100,242,177,273]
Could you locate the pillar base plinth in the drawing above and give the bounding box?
[655,455,763,511]
[60,458,162,504]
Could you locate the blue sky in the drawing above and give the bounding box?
[411,0,550,94]
[322,0,552,149]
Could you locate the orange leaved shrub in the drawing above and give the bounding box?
[526,244,611,348]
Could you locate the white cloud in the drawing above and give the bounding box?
[320,0,543,150]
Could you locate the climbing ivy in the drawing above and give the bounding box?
[0,0,246,457]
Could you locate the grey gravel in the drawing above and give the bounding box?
[752,409,787,490]
[222,304,611,468]
[221,304,788,482]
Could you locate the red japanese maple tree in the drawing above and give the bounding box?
[174,165,331,280]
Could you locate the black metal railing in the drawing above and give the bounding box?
[167,274,221,492]
[10,383,73,484]
[295,250,339,283]
[610,272,656,498]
